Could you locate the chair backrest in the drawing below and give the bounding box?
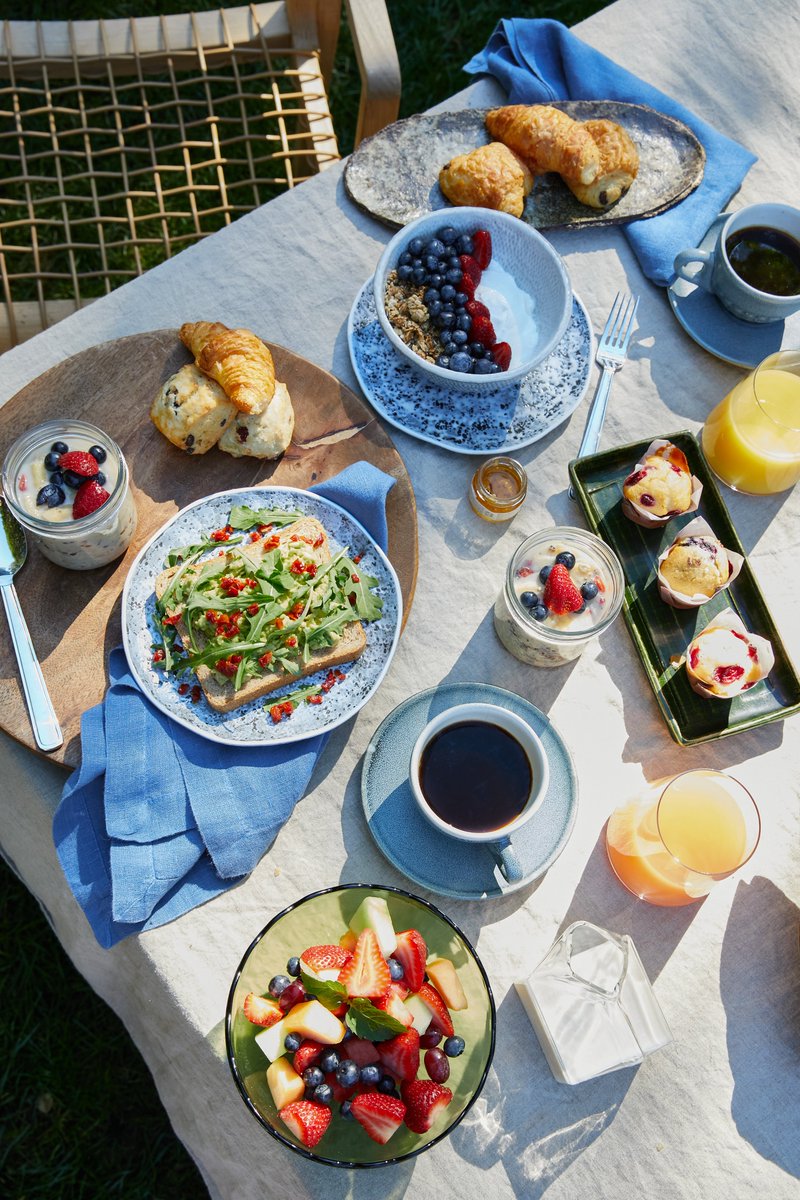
[0,3,348,351]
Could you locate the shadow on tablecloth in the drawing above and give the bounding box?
[720,876,800,1180]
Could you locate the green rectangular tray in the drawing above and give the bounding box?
[569,431,800,746]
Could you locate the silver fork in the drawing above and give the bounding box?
[570,291,639,496]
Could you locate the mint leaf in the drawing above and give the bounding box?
[345,997,405,1042]
[299,970,346,1012]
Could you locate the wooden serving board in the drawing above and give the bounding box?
[0,330,418,768]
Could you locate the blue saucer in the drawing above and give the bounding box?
[668,214,800,368]
[361,683,579,900]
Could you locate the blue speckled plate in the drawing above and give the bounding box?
[347,281,593,455]
[361,683,578,899]
[121,487,402,746]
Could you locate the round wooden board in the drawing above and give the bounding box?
[0,330,418,768]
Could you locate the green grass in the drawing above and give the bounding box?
[0,2,610,1196]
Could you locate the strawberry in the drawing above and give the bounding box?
[460,273,477,300]
[542,563,583,615]
[470,315,496,348]
[279,1099,332,1148]
[374,981,413,1027]
[292,1039,324,1074]
[491,341,512,371]
[401,1079,453,1134]
[459,254,482,285]
[337,928,390,998]
[464,299,490,320]
[417,982,454,1037]
[342,1037,381,1068]
[242,993,282,1028]
[378,1026,420,1082]
[58,450,98,477]
[472,229,492,270]
[300,945,353,974]
[349,1093,406,1144]
[393,929,427,992]
[72,479,110,519]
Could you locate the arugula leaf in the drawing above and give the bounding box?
[345,998,405,1042]
[339,556,383,622]
[278,683,323,707]
[299,970,346,1012]
[228,505,303,530]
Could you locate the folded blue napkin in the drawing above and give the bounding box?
[53,462,396,949]
[464,18,756,286]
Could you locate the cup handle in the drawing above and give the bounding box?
[673,247,714,289]
[489,836,524,884]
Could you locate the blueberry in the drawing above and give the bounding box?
[425,254,440,272]
[286,956,301,977]
[452,329,468,346]
[336,1059,359,1088]
[319,1048,340,1074]
[423,288,440,309]
[437,225,458,245]
[360,1064,381,1085]
[411,257,422,269]
[469,342,486,358]
[51,440,68,455]
[533,605,548,621]
[411,266,426,285]
[581,580,599,601]
[377,1074,397,1094]
[454,291,468,307]
[63,469,84,489]
[444,267,462,287]
[441,340,457,356]
[88,444,107,464]
[36,483,65,508]
[473,358,498,374]
[313,1082,333,1106]
[284,1032,302,1052]
[440,283,456,302]
[44,450,61,471]
[397,263,413,282]
[49,471,64,486]
[520,591,539,609]
[387,957,404,981]
[455,234,474,255]
[450,351,473,373]
[302,1066,324,1088]
[340,1099,354,1121]
[438,310,455,329]
[427,300,442,319]
[435,354,451,369]
[425,237,446,258]
[555,551,576,570]
[539,564,553,584]
[455,312,472,332]
[408,237,424,255]
[429,273,444,289]
[398,250,412,267]
[443,1035,466,1057]
[575,601,587,613]
[93,472,106,487]
[447,254,461,270]
[268,974,292,997]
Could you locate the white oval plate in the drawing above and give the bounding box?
[122,487,402,746]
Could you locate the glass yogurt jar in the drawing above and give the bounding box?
[494,527,625,667]
[2,419,137,570]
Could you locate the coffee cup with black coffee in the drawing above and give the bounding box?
[409,702,550,884]
[673,202,800,324]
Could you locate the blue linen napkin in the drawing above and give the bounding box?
[463,18,757,286]
[53,462,396,949]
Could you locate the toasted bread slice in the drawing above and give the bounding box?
[154,516,366,713]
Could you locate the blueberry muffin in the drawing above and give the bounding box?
[660,534,731,599]
[150,363,236,454]
[218,380,295,459]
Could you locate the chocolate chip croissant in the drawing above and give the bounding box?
[180,320,276,415]
[439,141,534,218]
[485,104,601,188]
[567,119,639,208]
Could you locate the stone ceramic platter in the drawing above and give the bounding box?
[344,102,705,230]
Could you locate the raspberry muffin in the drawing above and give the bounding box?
[685,609,774,699]
[621,440,701,527]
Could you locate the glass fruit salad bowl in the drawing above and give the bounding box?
[225,883,496,1167]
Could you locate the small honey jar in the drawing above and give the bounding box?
[469,456,528,522]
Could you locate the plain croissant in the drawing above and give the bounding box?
[439,141,534,218]
[567,119,639,208]
[485,104,601,188]
[180,320,276,415]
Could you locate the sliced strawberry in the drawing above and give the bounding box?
[401,1079,453,1134]
[460,273,477,300]
[459,254,482,285]
[542,563,583,615]
[393,929,427,993]
[58,450,98,477]
[242,993,282,1028]
[470,315,497,348]
[464,299,490,320]
[300,945,353,974]
[349,1093,406,1144]
[292,1039,324,1074]
[491,341,512,371]
[378,1027,420,1082]
[417,982,454,1038]
[337,928,390,998]
[342,1037,381,1068]
[472,229,492,270]
[374,982,413,1027]
[72,479,110,519]
[279,1099,332,1148]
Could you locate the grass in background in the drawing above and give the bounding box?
[0,2,610,1196]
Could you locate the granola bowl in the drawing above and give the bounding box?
[373,207,572,394]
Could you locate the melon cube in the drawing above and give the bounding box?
[266,1056,305,1110]
[255,1016,290,1062]
[349,896,397,957]
[426,957,468,1011]
[403,992,433,1034]
[284,999,346,1045]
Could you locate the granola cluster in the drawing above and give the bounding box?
[383,270,442,363]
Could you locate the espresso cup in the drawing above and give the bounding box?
[673,203,800,324]
[409,702,550,884]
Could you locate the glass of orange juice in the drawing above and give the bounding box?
[606,769,760,907]
[701,349,800,494]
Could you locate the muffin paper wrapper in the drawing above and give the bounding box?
[656,516,745,609]
[684,607,775,699]
[622,438,703,528]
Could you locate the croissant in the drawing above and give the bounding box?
[486,104,601,188]
[567,119,639,208]
[439,141,534,218]
[180,320,276,415]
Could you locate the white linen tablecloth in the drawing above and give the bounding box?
[1,0,799,1196]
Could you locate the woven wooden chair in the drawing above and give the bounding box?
[0,1,400,351]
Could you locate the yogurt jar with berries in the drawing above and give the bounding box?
[2,419,137,569]
[494,527,625,667]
